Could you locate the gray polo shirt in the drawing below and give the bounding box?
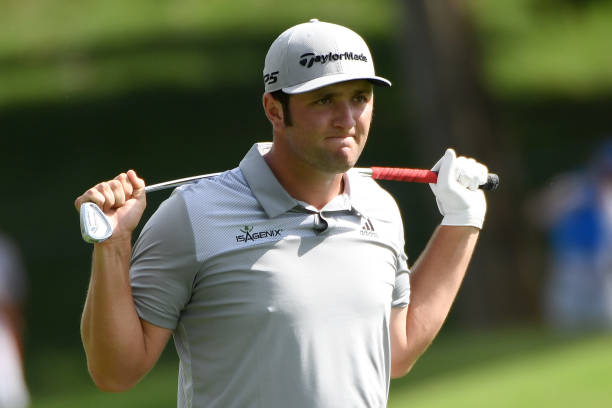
[131,143,411,408]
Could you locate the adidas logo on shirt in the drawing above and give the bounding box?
[360,218,378,238]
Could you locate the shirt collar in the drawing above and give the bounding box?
[344,170,373,218]
[239,142,371,218]
[239,143,299,218]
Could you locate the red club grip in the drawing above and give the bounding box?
[371,167,438,183]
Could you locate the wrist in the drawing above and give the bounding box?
[441,212,484,229]
[94,233,133,255]
[92,235,133,282]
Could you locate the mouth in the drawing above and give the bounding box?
[326,134,356,142]
[325,135,356,147]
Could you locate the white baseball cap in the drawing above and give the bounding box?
[263,19,391,94]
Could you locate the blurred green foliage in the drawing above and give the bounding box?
[469,0,612,98]
[2,0,612,106]
[0,0,393,107]
[1,0,611,406]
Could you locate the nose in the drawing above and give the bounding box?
[332,100,357,130]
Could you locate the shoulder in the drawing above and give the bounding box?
[348,172,408,257]
[141,167,259,243]
[348,172,403,222]
[162,168,268,261]
[133,170,250,257]
[174,167,256,211]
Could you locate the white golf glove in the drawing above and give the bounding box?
[429,148,488,229]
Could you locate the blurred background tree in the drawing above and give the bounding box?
[1,0,611,406]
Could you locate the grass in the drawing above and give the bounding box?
[28,327,612,407]
[29,347,178,408]
[388,327,612,408]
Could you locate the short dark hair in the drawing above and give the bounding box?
[269,90,292,126]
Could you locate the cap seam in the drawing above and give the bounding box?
[282,25,300,91]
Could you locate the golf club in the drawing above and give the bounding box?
[79,167,499,243]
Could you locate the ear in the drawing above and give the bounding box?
[262,93,286,130]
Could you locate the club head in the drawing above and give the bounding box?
[80,202,113,243]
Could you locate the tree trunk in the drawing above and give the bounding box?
[397,0,535,326]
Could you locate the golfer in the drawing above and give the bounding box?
[74,19,488,407]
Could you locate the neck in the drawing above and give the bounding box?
[264,146,345,210]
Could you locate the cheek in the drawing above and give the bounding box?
[292,110,328,134]
[357,108,373,133]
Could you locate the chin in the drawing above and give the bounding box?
[336,148,360,167]
[309,145,362,174]
[328,156,358,174]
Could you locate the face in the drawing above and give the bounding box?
[272,80,374,175]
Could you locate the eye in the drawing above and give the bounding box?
[314,96,332,105]
[353,94,369,103]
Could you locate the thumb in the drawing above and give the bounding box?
[127,169,146,199]
[438,148,457,187]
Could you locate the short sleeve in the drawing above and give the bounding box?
[391,207,410,308]
[130,191,198,330]
[392,251,410,308]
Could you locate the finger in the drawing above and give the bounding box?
[456,157,476,190]
[126,170,146,199]
[457,158,488,190]
[438,148,457,187]
[114,172,133,199]
[96,182,116,213]
[475,162,488,185]
[74,187,106,212]
[107,179,127,207]
[458,173,479,191]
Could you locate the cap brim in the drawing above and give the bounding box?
[282,73,391,94]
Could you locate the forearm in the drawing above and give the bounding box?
[81,237,148,390]
[392,225,479,376]
[410,225,478,328]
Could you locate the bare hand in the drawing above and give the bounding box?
[74,170,146,241]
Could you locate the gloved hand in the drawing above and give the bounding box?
[429,148,488,229]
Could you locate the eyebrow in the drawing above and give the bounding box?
[354,87,374,94]
[312,87,373,99]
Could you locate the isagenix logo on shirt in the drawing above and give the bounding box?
[235,225,284,243]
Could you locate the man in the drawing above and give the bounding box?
[0,233,30,408]
[74,19,488,407]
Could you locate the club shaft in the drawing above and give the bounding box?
[80,166,498,243]
[143,167,498,193]
[145,172,222,193]
[142,168,403,193]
